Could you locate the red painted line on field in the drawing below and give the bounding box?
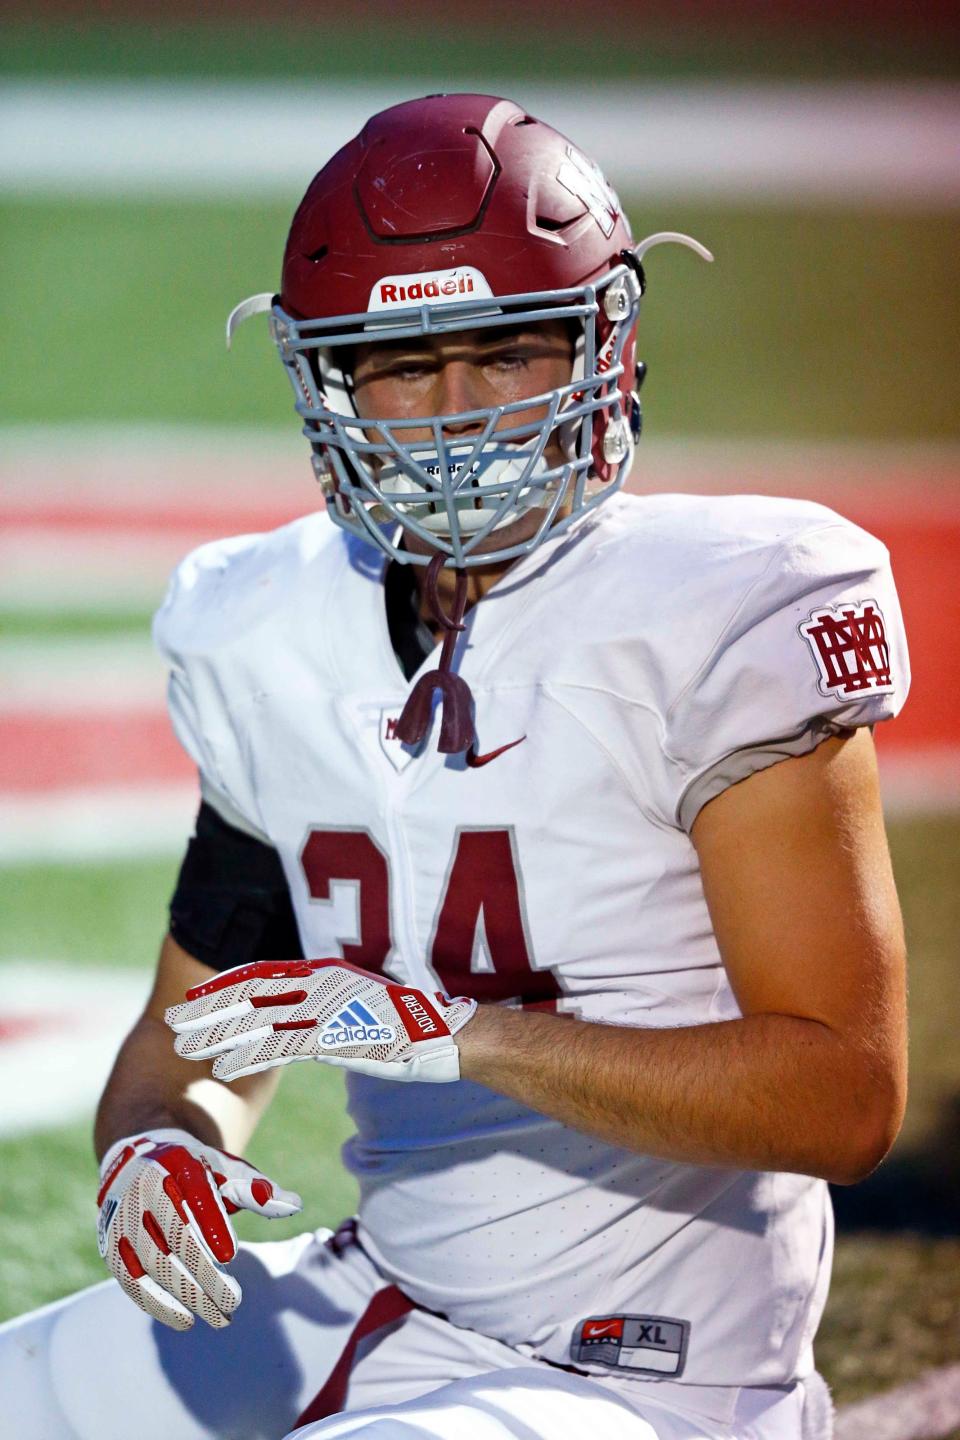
[0,1013,71,1043]
[0,501,309,537]
[839,509,959,754]
[3,479,960,533]
[0,712,192,792]
[2,475,957,786]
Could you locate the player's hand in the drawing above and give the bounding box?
[96,1127,302,1331]
[166,959,477,1084]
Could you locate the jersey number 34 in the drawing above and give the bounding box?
[300,826,561,1007]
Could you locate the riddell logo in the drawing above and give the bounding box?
[424,458,481,482]
[399,993,438,1034]
[368,266,494,312]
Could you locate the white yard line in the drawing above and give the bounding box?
[0,963,150,1137]
[836,1363,960,1440]
[0,751,955,867]
[0,783,199,864]
[0,530,198,611]
[0,636,166,712]
[2,80,959,202]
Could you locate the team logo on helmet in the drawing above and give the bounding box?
[368,266,494,311]
[556,147,621,239]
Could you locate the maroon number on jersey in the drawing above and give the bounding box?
[429,828,560,1005]
[300,829,392,970]
[300,826,560,1007]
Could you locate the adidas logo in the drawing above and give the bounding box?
[320,1000,396,1048]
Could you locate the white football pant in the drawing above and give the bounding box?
[0,1228,825,1439]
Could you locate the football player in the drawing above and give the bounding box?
[1,94,908,1440]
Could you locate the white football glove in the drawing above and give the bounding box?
[96,1127,302,1331]
[166,959,477,1083]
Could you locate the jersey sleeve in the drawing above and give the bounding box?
[659,518,910,832]
[153,546,271,844]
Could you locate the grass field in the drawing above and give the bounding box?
[2,814,959,1407]
[3,197,958,441]
[3,15,958,83]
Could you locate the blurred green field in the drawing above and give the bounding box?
[2,815,959,1404]
[3,17,958,82]
[3,197,958,439]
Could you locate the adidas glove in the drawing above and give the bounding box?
[96,1128,302,1331]
[166,959,477,1083]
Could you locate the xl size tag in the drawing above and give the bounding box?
[571,1313,690,1377]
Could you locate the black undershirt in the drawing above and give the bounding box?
[169,559,431,971]
[384,557,435,680]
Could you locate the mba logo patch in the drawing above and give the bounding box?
[799,598,894,699]
[320,1001,395,1048]
[571,1313,690,1377]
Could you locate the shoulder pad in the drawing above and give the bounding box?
[153,511,342,660]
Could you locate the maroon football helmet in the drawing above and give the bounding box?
[228,93,711,571]
[227,94,711,752]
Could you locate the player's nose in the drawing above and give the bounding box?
[436,361,485,435]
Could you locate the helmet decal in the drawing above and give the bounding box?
[555,147,621,239]
[368,267,494,311]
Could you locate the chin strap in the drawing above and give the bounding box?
[395,555,475,754]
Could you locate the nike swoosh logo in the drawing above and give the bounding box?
[465,735,526,768]
[584,1322,621,1337]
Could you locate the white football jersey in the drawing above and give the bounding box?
[154,491,908,1390]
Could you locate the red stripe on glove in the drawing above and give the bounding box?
[250,989,309,1008]
[118,1237,146,1279]
[97,1143,135,1207]
[142,1210,171,1255]
[185,961,322,1000]
[251,1179,273,1208]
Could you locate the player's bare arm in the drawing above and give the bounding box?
[456,727,907,1185]
[94,935,301,1330]
[95,932,280,1161]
